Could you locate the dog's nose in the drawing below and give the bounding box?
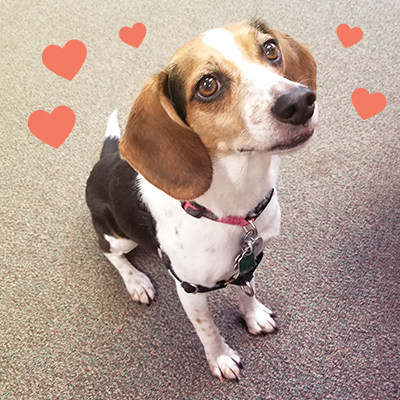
[271,87,316,125]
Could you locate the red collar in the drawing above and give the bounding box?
[181,188,274,227]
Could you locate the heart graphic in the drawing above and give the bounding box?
[119,23,147,48]
[351,88,386,120]
[28,106,76,148]
[42,39,87,80]
[337,24,363,48]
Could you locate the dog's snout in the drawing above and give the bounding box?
[271,87,316,125]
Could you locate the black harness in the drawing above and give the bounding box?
[161,251,264,295]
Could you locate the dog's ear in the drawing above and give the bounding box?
[119,71,213,201]
[273,30,317,92]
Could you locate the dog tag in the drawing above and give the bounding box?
[234,226,264,276]
[251,236,263,256]
[238,252,257,275]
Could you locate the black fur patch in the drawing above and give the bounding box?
[86,152,159,254]
[165,64,187,123]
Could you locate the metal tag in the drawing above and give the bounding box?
[234,224,264,278]
[238,252,257,275]
[251,236,263,256]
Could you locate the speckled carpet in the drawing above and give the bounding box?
[1,0,399,399]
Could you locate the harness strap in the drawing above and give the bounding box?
[160,251,263,294]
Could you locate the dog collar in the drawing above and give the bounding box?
[181,188,274,226]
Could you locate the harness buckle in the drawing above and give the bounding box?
[181,281,199,294]
[182,202,206,219]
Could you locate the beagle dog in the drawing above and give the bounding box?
[86,19,318,381]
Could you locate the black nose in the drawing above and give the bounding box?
[271,87,316,125]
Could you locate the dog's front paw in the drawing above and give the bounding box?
[240,299,277,335]
[125,271,155,305]
[206,345,243,382]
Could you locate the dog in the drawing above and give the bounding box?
[86,19,318,381]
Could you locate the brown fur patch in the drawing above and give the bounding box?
[119,74,213,201]
[270,29,317,91]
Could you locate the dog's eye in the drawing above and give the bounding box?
[197,75,219,98]
[263,41,280,61]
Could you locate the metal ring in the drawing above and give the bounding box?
[243,220,258,236]
[240,281,255,297]
[248,220,258,236]
[245,242,253,255]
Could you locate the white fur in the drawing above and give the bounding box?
[203,28,244,62]
[104,252,155,304]
[236,282,276,335]
[176,282,242,381]
[105,109,121,140]
[104,234,137,254]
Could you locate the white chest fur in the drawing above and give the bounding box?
[139,153,282,287]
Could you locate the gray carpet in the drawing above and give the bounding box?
[1,0,399,399]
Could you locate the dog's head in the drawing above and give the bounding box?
[120,20,318,200]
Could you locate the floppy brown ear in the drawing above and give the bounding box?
[119,72,213,201]
[273,30,317,92]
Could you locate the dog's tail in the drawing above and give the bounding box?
[100,109,120,158]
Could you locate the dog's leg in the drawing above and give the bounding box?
[105,252,155,304]
[236,278,277,335]
[176,284,242,381]
[103,236,155,304]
